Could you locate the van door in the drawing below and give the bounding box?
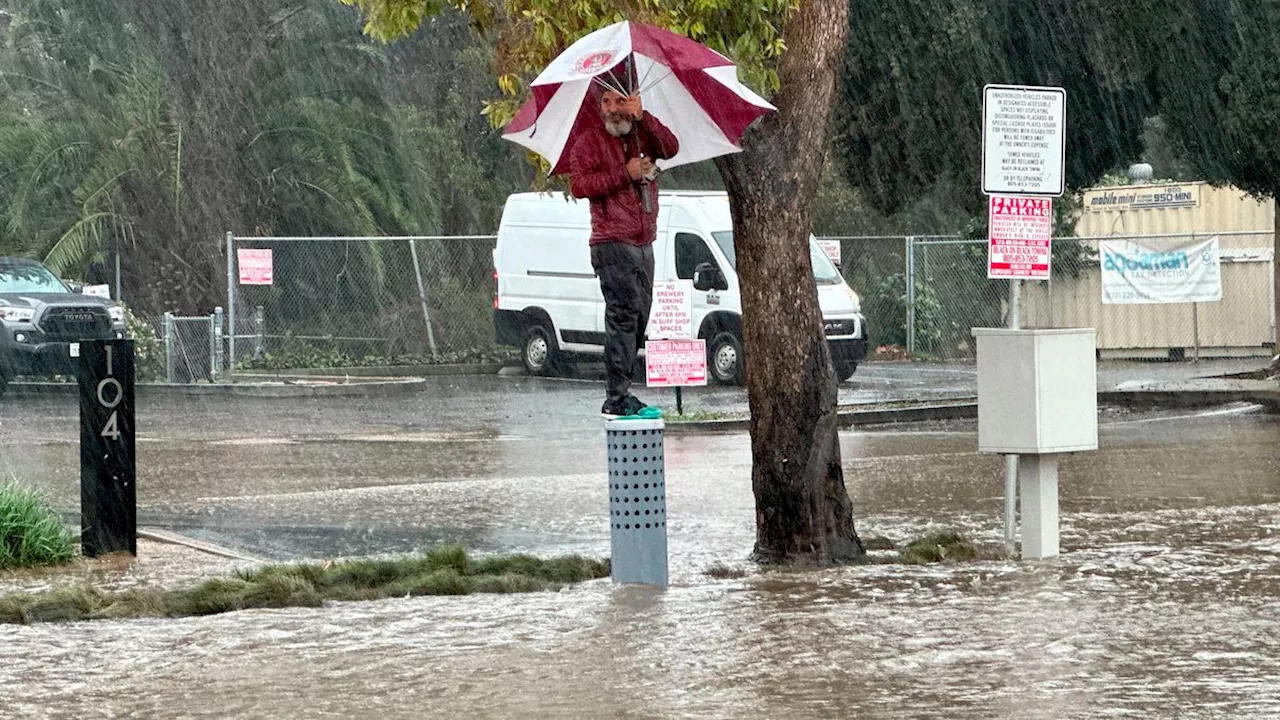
[672,231,727,333]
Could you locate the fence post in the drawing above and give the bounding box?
[1264,230,1274,345]
[208,313,216,382]
[408,238,440,358]
[226,231,236,378]
[163,312,175,383]
[254,305,265,360]
[906,236,917,355]
[213,306,225,380]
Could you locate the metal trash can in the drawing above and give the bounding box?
[605,418,668,588]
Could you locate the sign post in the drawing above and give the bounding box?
[981,84,1067,557]
[78,339,137,557]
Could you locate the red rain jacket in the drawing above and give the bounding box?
[569,112,679,247]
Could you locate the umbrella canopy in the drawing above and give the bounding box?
[502,21,775,175]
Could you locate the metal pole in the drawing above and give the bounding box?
[226,232,236,378]
[1004,278,1021,556]
[254,305,265,360]
[1270,233,1277,349]
[114,239,122,303]
[1192,303,1201,363]
[1010,279,1022,330]
[208,314,216,382]
[213,306,225,380]
[408,238,439,358]
[906,236,917,355]
[163,312,175,383]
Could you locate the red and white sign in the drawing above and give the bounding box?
[237,248,274,285]
[645,339,707,388]
[818,239,842,266]
[648,281,693,340]
[988,196,1053,280]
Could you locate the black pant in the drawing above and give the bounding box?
[591,242,655,402]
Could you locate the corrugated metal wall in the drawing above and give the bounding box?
[1024,183,1275,357]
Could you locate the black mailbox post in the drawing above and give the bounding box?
[77,339,136,557]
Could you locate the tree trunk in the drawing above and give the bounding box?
[716,0,863,565]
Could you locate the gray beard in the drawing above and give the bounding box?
[605,119,632,137]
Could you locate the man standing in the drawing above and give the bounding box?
[570,78,679,418]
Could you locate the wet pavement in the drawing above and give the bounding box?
[1,361,1279,717]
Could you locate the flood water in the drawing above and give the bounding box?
[2,386,1279,717]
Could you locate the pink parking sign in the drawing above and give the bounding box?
[645,339,707,388]
[237,248,273,285]
[988,195,1052,280]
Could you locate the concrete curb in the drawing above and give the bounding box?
[664,399,980,434]
[137,527,264,563]
[1099,388,1280,412]
[7,377,430,399]
[664,386,1280,435]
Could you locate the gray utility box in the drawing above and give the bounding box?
[605,418,668,588]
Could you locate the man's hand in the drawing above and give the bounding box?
[622,94,643,119]
[627,157,655,181]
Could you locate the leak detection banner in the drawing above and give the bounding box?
[1100,236,1222,304]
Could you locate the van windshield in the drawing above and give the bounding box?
[710,232,844,285]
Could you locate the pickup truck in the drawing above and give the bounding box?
[0,257,127,397]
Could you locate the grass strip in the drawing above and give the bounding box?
[0,545,609,624]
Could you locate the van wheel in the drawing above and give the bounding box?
[521,322,561,376]
[834,359,858,382]
[0,371,7,399]
[708,331,744,386]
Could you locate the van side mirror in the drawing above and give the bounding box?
[693,262,728,292]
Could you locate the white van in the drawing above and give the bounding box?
[492,190,869,384]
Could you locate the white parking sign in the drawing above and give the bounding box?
[982,84,1066,197]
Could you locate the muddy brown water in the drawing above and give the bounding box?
[1,395,1278,717]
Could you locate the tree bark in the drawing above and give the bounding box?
[715,0,863,565]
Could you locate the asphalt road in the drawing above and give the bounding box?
[0,358,1270,560]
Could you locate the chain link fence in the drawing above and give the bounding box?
[827,231,1275,361]
[224,234,502,371]
[197,229,1274,376]
[161,310,224,383]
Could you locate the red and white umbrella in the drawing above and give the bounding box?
[502,20,776,175]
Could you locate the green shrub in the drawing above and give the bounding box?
[122,306,164,381]
[900,531,977,565]
[0,482,75,570]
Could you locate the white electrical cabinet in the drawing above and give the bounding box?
[974,328,1099,455]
